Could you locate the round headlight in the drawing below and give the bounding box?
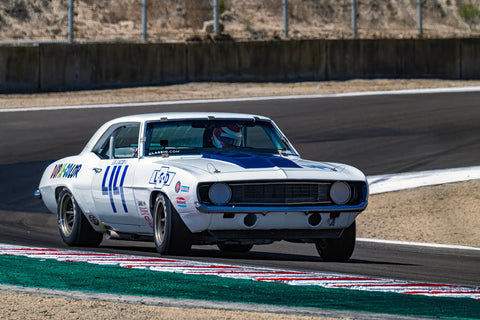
[208,183,232,205]
[330,182,352,205]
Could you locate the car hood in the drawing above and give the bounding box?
[155,151,366,182]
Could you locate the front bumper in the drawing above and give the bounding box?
[192,228,345,245]
[194,201,368,214]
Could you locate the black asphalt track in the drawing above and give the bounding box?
[0,91,479,286]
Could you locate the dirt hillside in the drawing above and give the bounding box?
[1,0,480,41]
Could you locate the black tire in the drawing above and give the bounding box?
[217,243,253,253]
[315,221,356,262]
[57,189,103,247]
[153,194,192,255]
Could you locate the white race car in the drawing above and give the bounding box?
[37,112,368,261]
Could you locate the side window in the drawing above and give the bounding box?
[245,126,276,149]
[112,126,140,158]
[93,124,140,159]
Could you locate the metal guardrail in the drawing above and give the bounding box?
[1,0,480,43]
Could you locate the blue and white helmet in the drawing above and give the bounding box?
[212,125,242,148]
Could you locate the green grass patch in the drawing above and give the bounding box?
[0,255,479,319]
[459,3,480,21]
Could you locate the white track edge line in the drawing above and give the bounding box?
[2,86,480,113]
[357,238,480,251]
[367,165,480,194]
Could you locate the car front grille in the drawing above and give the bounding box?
[198,180,368,207]
[229,183,331,205]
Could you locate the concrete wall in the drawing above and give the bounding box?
[0,39,479,93]
[461,39,480,79]
[0,44,39,92]
[38,43,187,91]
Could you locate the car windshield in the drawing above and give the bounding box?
[144,119,296,157]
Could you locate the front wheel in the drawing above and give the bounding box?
[153,194,192,255]
[57,189,103,247]
[315,221,356,262]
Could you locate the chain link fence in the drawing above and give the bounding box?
[1,0,480,42]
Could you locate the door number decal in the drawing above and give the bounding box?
[102,164,129,213]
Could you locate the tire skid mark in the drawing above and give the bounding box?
[1,244,479,300]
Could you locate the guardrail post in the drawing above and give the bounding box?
[68,0,74,42]
[213,0,220,36]
[417,0,423,37]
[142,0,148,41]
[283,0,289,37]
[351,0,358,38]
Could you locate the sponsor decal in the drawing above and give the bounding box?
[175,182,190,193]
[88,215,99,226]
[175,181,181,193]
[102,163,129,214]
[328,217,336,227]
[328,213,339,227]
[176,197,187,208]
[149,149,180,156]
[138,203,153,228]
[149,167,176,189]
[50,163,82,179]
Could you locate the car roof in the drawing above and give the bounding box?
[81,112,274,155]
[111,112,271,123]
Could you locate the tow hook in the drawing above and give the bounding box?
[34,189,42,200]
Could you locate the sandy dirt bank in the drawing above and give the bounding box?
[0,292,338,320]
[3,79,480,109]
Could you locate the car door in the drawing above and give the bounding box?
[90,123,141,226]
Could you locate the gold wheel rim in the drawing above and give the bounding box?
[155,205,166,244]
[60,194,75,237]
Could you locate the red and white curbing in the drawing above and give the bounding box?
[1,244,479,300]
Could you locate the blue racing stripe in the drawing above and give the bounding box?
[202,152,301,169]
[101,166,110,195]
[119,165,129,213]
[112,165,121,195]
[108,166,118,213]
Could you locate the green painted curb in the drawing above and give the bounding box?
[0,255,478,319]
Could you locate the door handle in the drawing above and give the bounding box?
[93,168,102,174]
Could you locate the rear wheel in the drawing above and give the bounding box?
[217,243,253,253]
[153,194,192,255]
[57,189,103,247]
[315,221,356,262]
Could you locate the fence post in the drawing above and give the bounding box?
[283,0,289,37]
[142,0,148,41]
[213,0,220,36]
[417,0,423,37]
[351,0,358,38]
[68,0,74,42]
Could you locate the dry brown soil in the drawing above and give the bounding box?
[1,0,480,41]
[3,79,480,109]
[360,179,480,247]
[0,79,479,319]
[0,292,337,320]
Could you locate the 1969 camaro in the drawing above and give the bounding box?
[37,112,368,261]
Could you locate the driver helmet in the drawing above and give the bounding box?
[212,125,242,148]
